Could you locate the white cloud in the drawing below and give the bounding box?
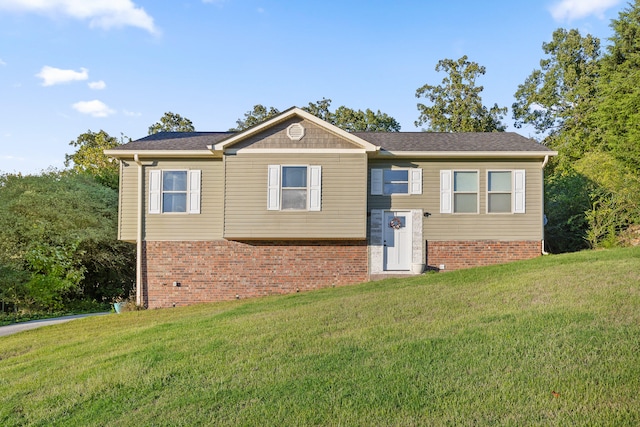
[72,100,115,117]
[0,58,6,66]
[123,109,142,117]
[36,66,88,86]
[0,0,158,35]
[88,80,106,90]
[550,0,622,21]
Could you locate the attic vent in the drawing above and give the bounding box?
[286,123,305,141]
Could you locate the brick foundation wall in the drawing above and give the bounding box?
[141,240,368,308]
[426,240,542,271]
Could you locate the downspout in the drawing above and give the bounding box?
[134,154,143,306]
[541,155,550,255]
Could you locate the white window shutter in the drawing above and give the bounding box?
[514,170,526,213]
[308,165,322,211]
[371,169,383,195]
[440,170,452,214]
[148,170,161,214]
[410,168,423,195]
[188,170,201,214]
[267,165,280,210]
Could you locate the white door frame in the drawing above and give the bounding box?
[370,209,424,274]
[383,211,412,271]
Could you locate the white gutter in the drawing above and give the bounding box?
[541,155,550,255]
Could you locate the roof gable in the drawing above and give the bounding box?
[211,107,379,153]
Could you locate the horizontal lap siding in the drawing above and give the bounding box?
[225,153,367,239]
[119,161,139,242]
[368,159,544,241]
[144,159,223,241]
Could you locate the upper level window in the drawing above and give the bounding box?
[440,170,478,214]
[371,168,422,195]
[281,166,308,210]
[163,171,188,212]
[453,171,478,213]
[487,170,526,214]
[267,165,321,211]
[149,169,201,214]
[487,171,512,213]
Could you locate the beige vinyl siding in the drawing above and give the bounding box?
[368,158,544,241]
[224,152,367,239]
[118,160,139,242]
[117,158,223,241]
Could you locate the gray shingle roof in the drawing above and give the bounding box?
[110,132,233,151]
[110,131,553,153]
[353,132,551,152]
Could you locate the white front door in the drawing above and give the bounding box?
[383,211,412,271]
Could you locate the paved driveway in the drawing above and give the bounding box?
[0,313,110,337]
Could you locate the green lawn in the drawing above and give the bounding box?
[1,247,639,426]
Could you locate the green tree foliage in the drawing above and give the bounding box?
[148,112,195,134]
[230,105,281,131]
[231,99,400,132]
[65,130,126,190]
[516,3,640,251]
[595,1,640,171]
[512,28,600,162]
[415,56,507,132]
[0,171,135,311]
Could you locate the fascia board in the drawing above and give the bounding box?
[104,150,218,159]
[374,150,558,158]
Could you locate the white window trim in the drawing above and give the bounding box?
[267,165,322,211]
[485,169,526,214]
[148,169,201,215]
[370,168,422,196]
[440,169,479,214]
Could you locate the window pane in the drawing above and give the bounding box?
[454,171,477,191]
[163,193,187,212]
[282,167,307,188]
[383,169,408,182]
[488,193,511,213]
[163,171,187,191]
[384,183,409,194]
[454,194,477,213]
[282,189,307,210]
[489,171,511,191]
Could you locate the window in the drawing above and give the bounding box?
[453,171,478,213]
[371,168,422,195]
[440,169,526,214]
[487,170,526,214]
[439,170,478,214]
[487,171,512,213]
[267,165,321,211]
[149,170,201,214]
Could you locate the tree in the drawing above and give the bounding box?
[65,130,126,190]
[415,56,507,132]
[229,105,281,131]
[595,0,640,171]
[148,112,195,134]
[0,171,135,311]
[512,28,600,161]
[231,99,401,132]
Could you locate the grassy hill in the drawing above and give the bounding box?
[1,247,639,426]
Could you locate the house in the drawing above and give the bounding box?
[105,107,557,308]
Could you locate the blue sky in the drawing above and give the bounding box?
[0,0,627,174]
